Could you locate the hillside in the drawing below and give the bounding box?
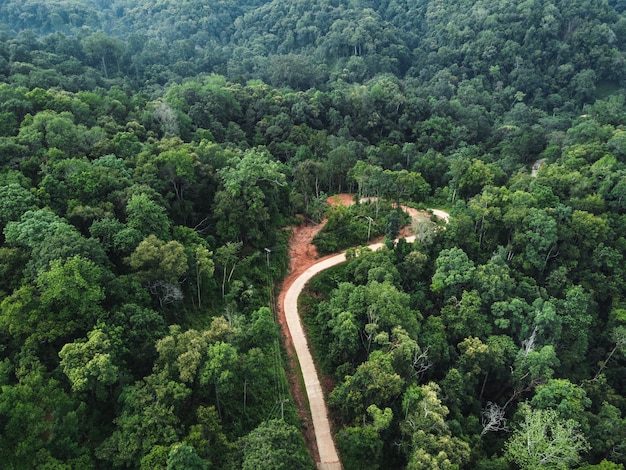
[0,0,626,468]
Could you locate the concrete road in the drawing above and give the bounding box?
[282,209,448,469]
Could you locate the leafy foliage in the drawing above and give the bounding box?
[1,0,626,467]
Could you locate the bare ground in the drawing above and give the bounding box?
[275,195,445,467]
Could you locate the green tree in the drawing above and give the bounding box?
[17,110,86,157]
[183,405,233,468]
[193,245,214,309]
[81,32,123,79]
[431,247,475,299]
[531,379,591,430]
[126,193,171,241]
[199,341,239,419]
[215,241,243,300]
[0,182,36,232]
[110,303,166,377]
[0,358,92,468]
[214,148,288,246]
[401,383,471,470]
[330,349,404,423]
[556,285,595,377]
[166,444,207,470]
[96,371,190,467]
[0,255,106,345]
[336,406,392,470]
[519,207,559,274]
[127,235,188,306]
[236,419,314,470]
[441,290,491,343]
[505,403,590,470]
[456,158,500,200]
[59,325,123,402]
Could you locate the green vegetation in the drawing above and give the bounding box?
[1,0,626,467]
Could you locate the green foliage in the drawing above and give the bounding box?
[128,235,188,284]
[505,403,590,469]
[126,194,171,241]
[235,419,314,470]
[59,325,123,400]
[214,147,289,247]
[1,255,106,345]
[96,371,190,467]
[0,357,92,468]
[1,1,626,467]
[337,424,384,470]
[166,443,207,470]
[313,201,407,255]
[401,383,471,470]
[430,247,475,298]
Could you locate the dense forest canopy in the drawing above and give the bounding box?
[1,0,626,468]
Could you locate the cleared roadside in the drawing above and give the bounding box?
[282,208,448,469]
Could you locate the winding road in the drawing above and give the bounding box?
[281,204,449,469]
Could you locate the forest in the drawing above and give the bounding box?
[1,0,626,468]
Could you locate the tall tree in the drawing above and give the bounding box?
[505,403,590,470]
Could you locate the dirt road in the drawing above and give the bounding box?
[279,199,448,469]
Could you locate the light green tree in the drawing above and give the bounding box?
[505,403,590,469]
[431,247,475,299]
[59,326,122,401]
[401,382,471,470]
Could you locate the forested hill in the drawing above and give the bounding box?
[2,0,626,468]
[1,0,626,102]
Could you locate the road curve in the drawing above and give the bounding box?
[282,209,447,470]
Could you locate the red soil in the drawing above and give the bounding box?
[276,217,325,462]
[275,194,427,462]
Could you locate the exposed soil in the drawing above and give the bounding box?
[276,196,354,463]
[276,217,326,463]
[275,194,443,465]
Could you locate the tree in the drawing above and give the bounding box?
[505,403,590,469]
[336,406,392,470]
[431,247,475,299]
[401,382,471,470]
[193,245,214,309]
[126,193,171,241]
[0,357,92,468]
[3,208,68,249]
[17,110,86,157]
[236,419,314,470]
[183,405,233,468]
[516,207,559,274]
[480,402,508,437]
[127,235,188,306]
[166,444,207,470]
[59,325,123,402]
[509,339,560,408]
[457,159,499,200]
[0,182,36,232]
[81,32,123,79]
[137,142,203,225]
[0,255,106,345]
[330,349,404,423]
[199,341,239,419]
[214,148,288,246]
[386,169,430,205]
[96,371,190,467]
[556,285,595,377]
[110,303,166,377]
[37,255,106,338]
[531,379,591,429]
[215,241,243,300]
[441,290,491,343]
